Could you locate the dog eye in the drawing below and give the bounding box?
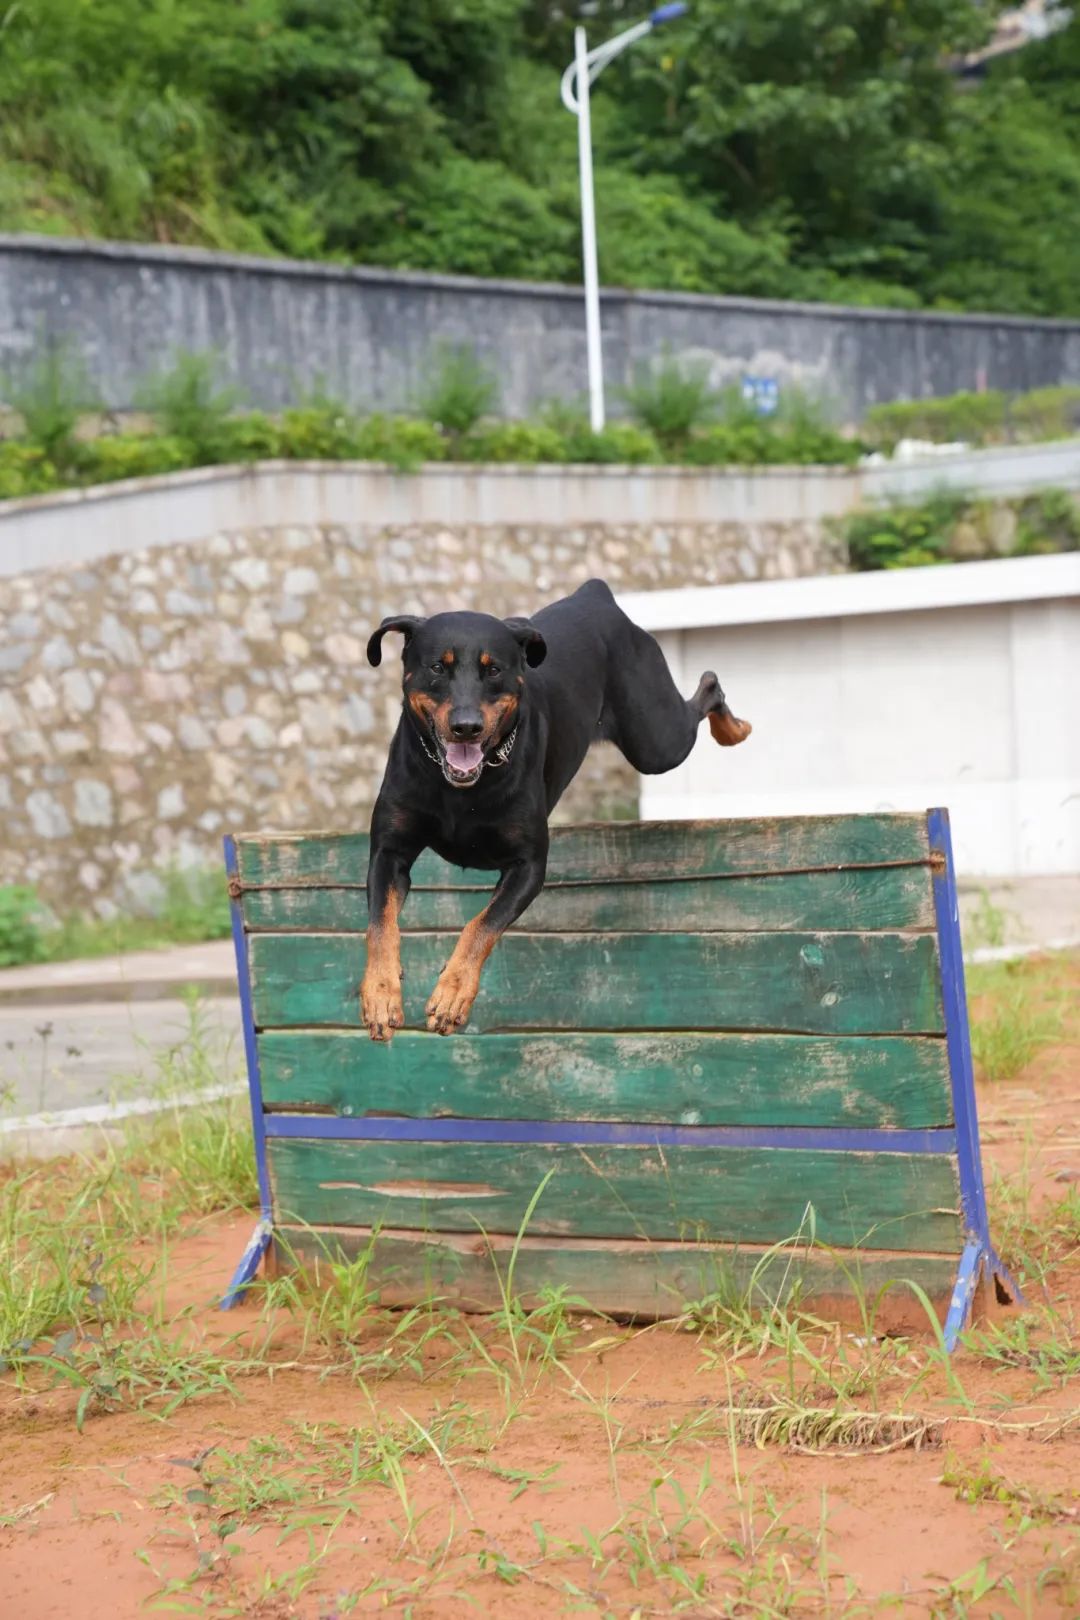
[485,663,501,678]
[429,661,445,676]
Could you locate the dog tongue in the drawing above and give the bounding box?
[446,742,484,773]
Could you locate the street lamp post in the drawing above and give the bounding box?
[561,4,689,432]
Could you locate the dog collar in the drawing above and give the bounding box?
[418,726,518,777]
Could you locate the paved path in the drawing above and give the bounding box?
[0,996,243,1117]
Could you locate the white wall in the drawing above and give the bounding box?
[624,555,1080,877]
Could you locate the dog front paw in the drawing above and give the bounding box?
[361,975,404,1042]
[426,966,480,1036]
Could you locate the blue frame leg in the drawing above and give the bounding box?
[221,1220,274,1310]
[943,1239,982,1351]
[220,835,275,1309]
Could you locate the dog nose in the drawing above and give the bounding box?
[449,712,483,740]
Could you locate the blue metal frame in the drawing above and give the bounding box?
[221,835,273,1309]
[261,1114,956,1153]
[927,808,1020,1349]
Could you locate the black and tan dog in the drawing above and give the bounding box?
[362,578,750,1040]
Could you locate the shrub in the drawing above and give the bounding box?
[1007,386,1080,442]
[458,421,566,463]
[353,413,446,470]
[77,433,190,483]
[211,411,282,462]
[0,886,47,967]
[1013,489,1080,554]
[278,403,364,460]
[682,422,777,466]
[0,441,61,499]
[863,392,1008,450]
[418,343,498,437]
[139,351,245,463]
[621,355,717,451]
[838,492,968,570]
[5,341,98,468]
[539,405,662,464]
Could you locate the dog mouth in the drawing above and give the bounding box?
[440,739,486,787]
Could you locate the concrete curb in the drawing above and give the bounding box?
[0,974,237,1009]
[0,1083,245,1161]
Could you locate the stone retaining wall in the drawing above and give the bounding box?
[0,514,842,914]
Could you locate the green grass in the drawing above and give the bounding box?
[2,960,1078,1616]
[0,866,231,968]
[966,958,1069,1082]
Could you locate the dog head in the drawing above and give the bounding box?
[367,610,546,787]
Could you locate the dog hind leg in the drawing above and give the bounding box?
[602,618,750,772]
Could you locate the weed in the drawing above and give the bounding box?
[4,338,98,465]
[138,351,245,462]
[621,352,717,450]
[418,342,498,437]
[942,1453,1078,1525]
[967,961,1065,1081]
[963,1311,1080,1387]
[964,887,1012,952]
[0,884,47,966]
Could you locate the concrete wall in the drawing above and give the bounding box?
[627,556,1080,876]
[4,439,1079,580]
[4,234,1080,425]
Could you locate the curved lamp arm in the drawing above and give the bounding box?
[561,4,688,115]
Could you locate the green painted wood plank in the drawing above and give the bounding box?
[266,1138,962,1252]
[242,865,935,935]
[249,931,944,1035]
[258,1031,953,1128]
[236,813,930,888]
[273,1225,959,1328]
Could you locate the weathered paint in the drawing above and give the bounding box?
[267,1137,963,1252]
[242,864,936,934]
[258,1029,953,1128]
[249,930,944,1035]
[236,813,930,888]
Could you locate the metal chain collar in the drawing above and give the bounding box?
[418,726,518,774]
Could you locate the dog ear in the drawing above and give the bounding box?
[504,616,547,668]
[366,615,426,668]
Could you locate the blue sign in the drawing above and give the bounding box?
[742,375,780,417]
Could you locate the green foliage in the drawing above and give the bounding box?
[0,887,47,968]
[1013,489,1080,555]
[837,489,1080,571]
[459,421,567,464]
[864,392,1008,450]
[538,406,662,465]
[76,433,190,483]
[137,352,244,464]
[621,356,718,452]
[1008,387,1080,443]
[42,866,231,963]
[418,344,499,437]
[864,385,1080,451]
[0,442,61,500]
[839,493,963,571]
[278,402,364,461]
[1,0,1078,316]
[4,342,97,467]
[351,413,447,470]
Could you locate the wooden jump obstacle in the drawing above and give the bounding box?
[222,810,1016,1348]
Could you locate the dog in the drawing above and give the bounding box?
[362,578,750,1040]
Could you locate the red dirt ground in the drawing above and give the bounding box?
[2,966,1078,1617]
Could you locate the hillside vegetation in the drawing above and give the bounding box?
[2,1,1080,315]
